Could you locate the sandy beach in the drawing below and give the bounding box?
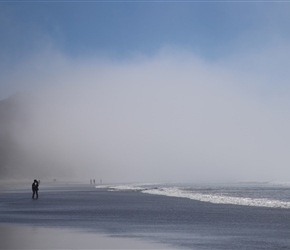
[0,182,175,249]
[2,183,290,249]
[0,223,171,249]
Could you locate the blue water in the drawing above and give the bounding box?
[1,182,290,249]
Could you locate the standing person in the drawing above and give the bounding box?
[32,179,39,199]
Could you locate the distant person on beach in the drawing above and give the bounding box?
[32,179,39,199]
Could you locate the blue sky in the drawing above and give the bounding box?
[2,2,290,63]
[2,1,290,182]
[1,1,290,97]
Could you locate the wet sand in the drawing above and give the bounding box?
[0,182,170,249]
[0,223,171,249]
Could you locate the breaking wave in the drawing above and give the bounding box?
[96,184,290,209]
[142,187,290,209]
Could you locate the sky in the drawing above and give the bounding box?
[1,1,290,183]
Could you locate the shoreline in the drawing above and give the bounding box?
[0,184,176,249]
[1,183,290,249]
[0,222,173,249]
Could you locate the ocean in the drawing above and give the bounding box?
[1,182,290,249]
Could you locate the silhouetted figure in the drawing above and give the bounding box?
[32,179,39,199]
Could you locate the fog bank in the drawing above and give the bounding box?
[1,48,290,183]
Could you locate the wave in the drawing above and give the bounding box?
[142,187,290,209]
[95,184,149,192]
[97,184,290,209]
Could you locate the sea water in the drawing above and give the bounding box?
[1,182,290,249]
[102,182,290,208]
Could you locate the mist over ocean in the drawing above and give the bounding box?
[1,182,290,249]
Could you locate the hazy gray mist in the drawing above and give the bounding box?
[1,47,290,183]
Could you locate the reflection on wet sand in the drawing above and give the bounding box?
[0,223,170,249]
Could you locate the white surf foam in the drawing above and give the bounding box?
[95,184,147,192]
[142,187,290,209]
[95,184,290,209]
